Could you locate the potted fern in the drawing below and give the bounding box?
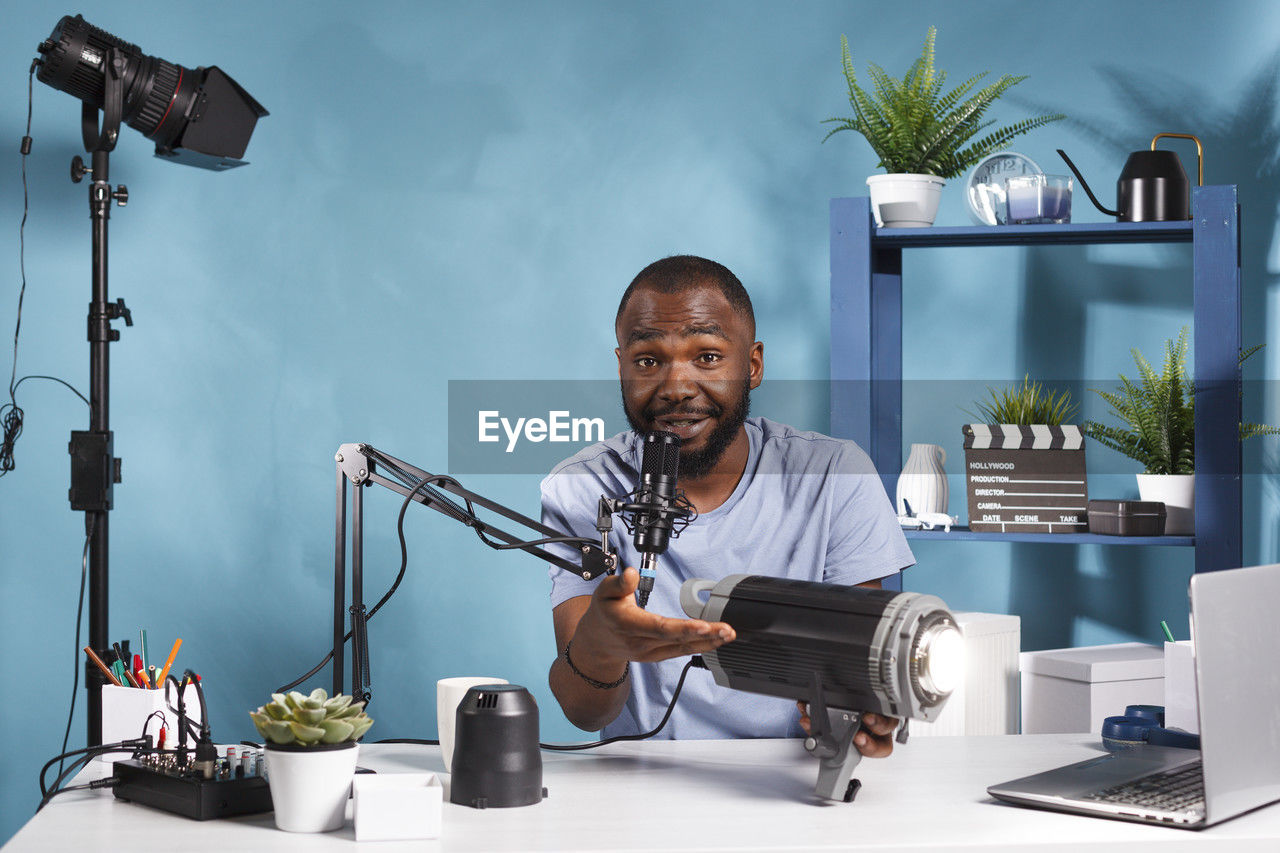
[962,376,1087,534]
[823,26,1064,227]
[1084,328,1278,535]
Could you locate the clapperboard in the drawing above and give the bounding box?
[962,424,1089,534]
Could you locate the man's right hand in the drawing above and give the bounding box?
[549,567,736,731]
[574,566,736,664]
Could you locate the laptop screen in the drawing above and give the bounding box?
[1190,563,1280,823]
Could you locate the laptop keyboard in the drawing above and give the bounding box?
[1081,760,1205,814]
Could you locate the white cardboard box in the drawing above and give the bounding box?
[1020,642,1164,734]
[352,773,442,841]
[913,611,1021,737]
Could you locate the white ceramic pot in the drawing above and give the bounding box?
[265,741,359,833]
[1136,473,1195,535]
[866,173,946,227]
[897,443,948,516]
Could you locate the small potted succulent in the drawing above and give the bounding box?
[1084,328,1279,535]
[250,688,373,833]
[962,376,1087,534]
[822,26,1063,227]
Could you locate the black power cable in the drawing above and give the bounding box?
[3,60,90,478]
[372,657,704,753]
[37,737,148,809]
[540,656,703,751]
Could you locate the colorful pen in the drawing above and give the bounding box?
[157,638,182,686]
[84,646,122,687]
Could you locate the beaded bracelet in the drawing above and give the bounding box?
[563,639,629,690]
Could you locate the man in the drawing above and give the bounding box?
[543,255,913,756]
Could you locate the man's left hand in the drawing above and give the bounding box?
[796,702,898,758]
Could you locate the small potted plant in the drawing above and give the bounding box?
[962,376,1087,533]
[1084,328,1278,535]
[250,688,373,833]
[822,26,1064,227]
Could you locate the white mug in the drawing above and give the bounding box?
[436,676,507,772]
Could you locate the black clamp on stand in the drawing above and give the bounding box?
[803,673,865,803]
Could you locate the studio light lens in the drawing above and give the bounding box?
[35,14,267,170]
[915,622,964,697]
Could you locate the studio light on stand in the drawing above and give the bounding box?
[681,575,963,802]
[32,13,267,745]
[36,14,267,170]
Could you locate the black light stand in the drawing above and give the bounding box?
[33,13,267,746]
[330,444,618,705]
[66,50,132,746]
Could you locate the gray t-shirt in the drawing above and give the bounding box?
[542,417,915,739]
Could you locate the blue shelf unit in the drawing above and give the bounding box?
[830,186,1242,578]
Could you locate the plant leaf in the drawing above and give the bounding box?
[318,718,356,744]
[288,721,326,745]
[824,28,1063,178]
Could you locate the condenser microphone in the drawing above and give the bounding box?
[632,430,685,609]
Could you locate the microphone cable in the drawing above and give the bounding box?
[277,465,606,694]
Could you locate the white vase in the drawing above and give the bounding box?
[1136,473,1195,536]
[866,173,946,227]
[897,443,948,517]
[265,741,359,833]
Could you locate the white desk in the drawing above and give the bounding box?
[6,735,1280,851]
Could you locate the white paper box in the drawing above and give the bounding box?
[1164,640,1198,733]
[1020,642,1164,734]
[353,773,442,841]
[913,611,1021,736]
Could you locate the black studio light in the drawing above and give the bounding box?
[27,14,267,747]
[681,575,964,801]
[36,13,267,169]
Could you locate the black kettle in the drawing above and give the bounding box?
[1057,133,1203,222]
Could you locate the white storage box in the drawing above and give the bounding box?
[1020,642,1164,734]
[353,773,442,841]
[913,611,1021,737]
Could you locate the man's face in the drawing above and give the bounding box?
[615,284,763,479]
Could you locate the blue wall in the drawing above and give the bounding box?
[2,0,1278,841]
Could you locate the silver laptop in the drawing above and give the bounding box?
[987,562,1280,828]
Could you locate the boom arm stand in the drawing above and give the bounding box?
[332,443,617,705]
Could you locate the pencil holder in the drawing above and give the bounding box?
[99,682,202,761]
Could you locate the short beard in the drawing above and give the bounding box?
[622,382,751,480]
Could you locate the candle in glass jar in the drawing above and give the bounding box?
[1005,175,1073,224]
